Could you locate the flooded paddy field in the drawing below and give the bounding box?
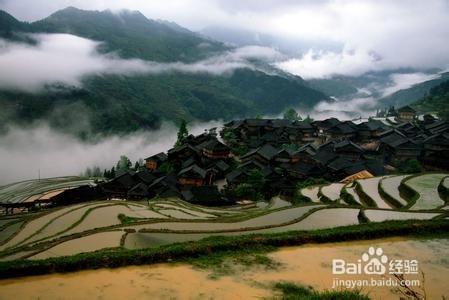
[0,237,447,299]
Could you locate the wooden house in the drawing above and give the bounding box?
[333,139,364,161]
[422,132,449,169]
[397,106,416,122]
[181,186,231,206]
[144,152,167,171]
[378,130,421,163]
[356,120,389,141]
[240,144,278,164]
[177,165,208,186]
[200,139,231,159]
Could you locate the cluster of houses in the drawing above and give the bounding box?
[8,107,446,211]
[46,106,448,207]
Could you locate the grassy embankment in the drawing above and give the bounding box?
[0,218,448,279]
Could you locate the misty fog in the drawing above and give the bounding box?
[0,34,281,92]
[0,120,222,185]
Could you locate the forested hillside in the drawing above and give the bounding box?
[412,80,449,120]
[0,8,328,137]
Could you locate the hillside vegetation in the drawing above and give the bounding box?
[0,8,327,136]
[412,79,449,119]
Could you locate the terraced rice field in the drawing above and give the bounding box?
[300,186,320,202]
[405,174,447,210]
[345,185,362,205]
[0,172,447,261]
[380,175,409,206]
[320,183,344,202]
[0,177,96,204]
[357,177,392,208]
[364,210,440,222]
[29,231,124,260]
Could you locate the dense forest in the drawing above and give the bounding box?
[412,79,449,120]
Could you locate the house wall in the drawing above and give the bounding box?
[178,178,204,186]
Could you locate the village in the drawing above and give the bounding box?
[1,105,448,213]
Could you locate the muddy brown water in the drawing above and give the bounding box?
[0,237,447,299]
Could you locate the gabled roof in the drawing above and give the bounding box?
[244,118,270,127]
[214,160,230,172]
[424,132,449,145]
[327,157,355,171]
[269,119,293,128]
[398,105,416,113]
[327,122,357,134]
[379,129,417,148]
[128,183,149,197]
[181,157,197,169]
[178,165,207,178]
[241,144,279,161]
[134,170,157,184]
[148,175,177,189]
[168,143,199,155]
[226,169,248,183]
[198,138,230,152]
[145,152,167,162]
[357,119,389,131]
[181,186,227,205]
[238,159,265,170]
[334,139,364,153]
[293,121,314,130]
[314,149,338,165]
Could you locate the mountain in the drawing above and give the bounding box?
[30,7,225,62]
[378,72,449,108]
[0,8,328,137]
[412,79,449,120]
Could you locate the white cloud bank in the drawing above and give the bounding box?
[275,47,380,79]
[0,33,281,92]
[0,120,222,185]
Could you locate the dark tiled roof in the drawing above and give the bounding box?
[357,120,389,131]
[181,186,228,205]
[327,123,357,134]
[128,183,149,197]
[334,139,364,153]
[145,152,167,162]
[178,165,207,178]
[398,105,416,113]
[134,170,157,184]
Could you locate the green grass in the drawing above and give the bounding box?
[340,187,360,206]
[185,246,280,279]
[273,282,369,300]
[0,219,447,279]
[354,182,377,207]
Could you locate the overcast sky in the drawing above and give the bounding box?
[1,0,448,78]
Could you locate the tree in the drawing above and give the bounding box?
[304,114,314,122]
[116,155,132,172]
[92,166,102,177]
[134,161,140,171]
[174,119,189,147]
[110,166,116,178]
[283,108,301,121]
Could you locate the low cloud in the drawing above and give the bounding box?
[0,120,222,185]
[275,47,381,79]
[0,33,281,92]
[381,72,439,97]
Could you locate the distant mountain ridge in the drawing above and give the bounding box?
[378,72,449,108]
[0,8,328,137]
[412,79,449,119]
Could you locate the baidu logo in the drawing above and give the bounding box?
[362,247,388,275]
[333,247,390,275]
